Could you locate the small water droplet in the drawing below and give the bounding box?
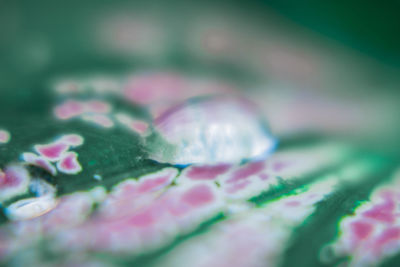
[93,174,102,181]
[5,195,58,221]
[5,178,57,221]
[149,96,277,165]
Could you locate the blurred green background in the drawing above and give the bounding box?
[0,0,399,155]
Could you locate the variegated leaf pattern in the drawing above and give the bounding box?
[0,72,398,267]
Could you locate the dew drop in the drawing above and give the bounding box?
[5,178,57,221]
[93,174,102,181]
[5,195,58,221]
[149,96,277,165]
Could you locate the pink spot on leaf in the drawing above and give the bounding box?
[131,120,149,135]
[54,99,112,121]
[362,197,396,223]
[81,114,114,128]
[285,200,301,207]
[374,227,400,251]
[84,100,112,113]
[54,100,85,120]
[127,210,155,227]
[57,152,82,174]
[259,173,270,180]
[59,134,84,147]
[226,180,251,194]
[22,152,57,175]
[137,176,170,194]
[186,165,230,180]
[272,161,291,172]
[0,167,23,188]
[123,73,186,105]
[227,161,265,184]
[0,130,10,144]
[115,113,149,135]
[351,221,373,241]
[0,165,30,201]
[35,142,69,161]
[181,185,214,207]
[61,179,220,252]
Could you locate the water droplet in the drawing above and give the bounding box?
[5,178,57,221]
[93,174,102,181]
[149,96,277,165]
[5,195,58,221]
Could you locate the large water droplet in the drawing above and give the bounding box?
[149,96,277,165]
